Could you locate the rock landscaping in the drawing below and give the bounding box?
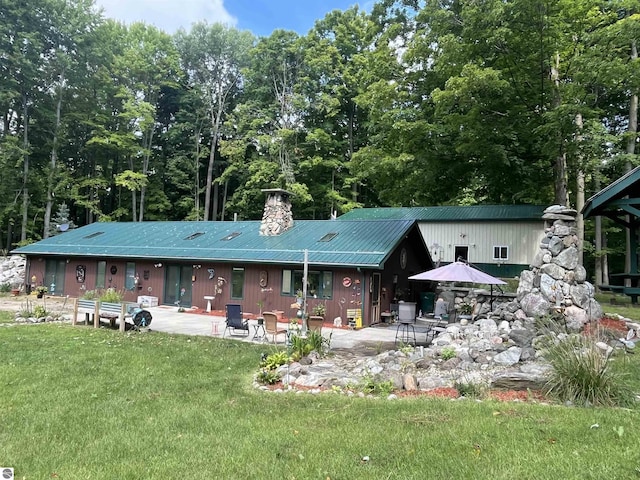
[255,205,639,398]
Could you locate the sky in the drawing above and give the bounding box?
[93,0,372,37]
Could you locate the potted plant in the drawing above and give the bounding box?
[457,301,474,322]
[311,302,326,318]
[35,286,48,298]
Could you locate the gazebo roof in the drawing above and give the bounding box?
[582,166,640,226]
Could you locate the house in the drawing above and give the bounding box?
[339,205,547,277]
[12,190,434,326]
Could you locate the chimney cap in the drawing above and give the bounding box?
[261,188,294,197]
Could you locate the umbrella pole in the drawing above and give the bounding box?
[490,285,494,311]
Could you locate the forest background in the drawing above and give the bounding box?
[0,0,638,284]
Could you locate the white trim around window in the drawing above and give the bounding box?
[493,245,509,261]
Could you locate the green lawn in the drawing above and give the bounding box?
[1,323,639,480]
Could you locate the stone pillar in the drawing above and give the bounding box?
[516,205,602,330]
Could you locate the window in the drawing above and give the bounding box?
[221,232,241,241]
[493,246,509,261]
[231,267,244,299]
[281,269,333,299]
[125,262,136,290]
[96,261,106,289]
[318,232,338,242]
[184,232,204,240]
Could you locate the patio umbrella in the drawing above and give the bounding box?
[409,261,506,310]
[408,261,506,285]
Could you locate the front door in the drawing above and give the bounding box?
[371,272,381,324]
[164,264,193,307]
[44,259,66,296]
[454,245,469,263]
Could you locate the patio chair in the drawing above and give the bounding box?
[263,311,287,344]
[434,298,450,321]
[222,304,249,338]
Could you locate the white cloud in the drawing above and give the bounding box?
[94,0,237,33]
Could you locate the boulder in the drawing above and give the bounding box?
[553,246,579,270]
[520,292,551,318]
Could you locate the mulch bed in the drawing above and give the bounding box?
[583,316,631,336]
[264,382,546,403]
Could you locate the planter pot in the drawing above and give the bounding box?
[37,293,44,299]
[11,289,20,297]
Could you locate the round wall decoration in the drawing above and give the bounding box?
[400,248,407,269]
[342,276,352,288]
[110,265,118,274]
[259,270,268,288]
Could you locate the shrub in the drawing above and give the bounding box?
[535,311,568,335]
[256,368,280,385]
[260,351,290,370]
[33,305,48,318]
[441,347,457,360]
[99,288,123,303]
[81,290,98,300]
[543,334,634,407]
[0,283,11,293]
[454,381,483,398]
[311,302,326,316]
[361,373,395,396]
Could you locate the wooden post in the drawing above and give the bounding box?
[93,301,100,328]
[72,297,78,326]
[119,303,126,332]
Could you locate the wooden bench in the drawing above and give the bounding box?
[73,299,137,332]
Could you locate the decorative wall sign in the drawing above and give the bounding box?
[342,277,352,288]
[110,265,118,275]
[259,270,268,288]
[400,248,407,269]
[75,265,86,283]
[208,268,215,280]
[143,270,150,280]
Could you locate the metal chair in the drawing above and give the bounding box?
[263,312,287,344]
[222,304,249,337]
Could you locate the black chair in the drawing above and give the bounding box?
[222,304,249,338]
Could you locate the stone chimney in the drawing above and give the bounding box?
[259,189,294,236]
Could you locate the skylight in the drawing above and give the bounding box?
[83,231,104,239]
[221,232,241,241]
[318,232,338,242]
[184,232,205,240]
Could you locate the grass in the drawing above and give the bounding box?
[1,324,640,479]
[0,311,14,323]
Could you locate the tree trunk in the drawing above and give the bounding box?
[221,179,228,220]
[212,181,219,221]
[20,94,29,242]
[575,113,585,266]
[624,40,638,283]
[44,73,64,239]
[204,102,223,222]
[551,52,569,206]
[138,126,155,222]
[203,134,216,221]
[595,214,602,286]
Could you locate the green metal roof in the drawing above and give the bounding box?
[12,219,419,269]
[338,205,546,222]
[582,166,640,221]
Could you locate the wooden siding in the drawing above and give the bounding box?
[418,221,543,266]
